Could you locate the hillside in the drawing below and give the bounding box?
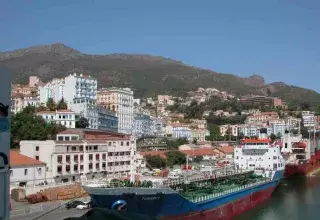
[1,43,320,106]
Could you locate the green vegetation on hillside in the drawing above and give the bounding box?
[1,43,320,106]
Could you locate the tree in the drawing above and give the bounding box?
[270,133,277,142]
[36,104,47,112]
[76,117,89,128]
[165,151,186,167]
[46,98,56,111]
[145,155,166,169]
[192,138,197,145]
[11,105,66,148]
[276,132,282,139]
[57,98,68,110]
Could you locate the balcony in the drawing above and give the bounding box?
[74,160,79,164]
[57,160,62,165]
[66,160,71,164]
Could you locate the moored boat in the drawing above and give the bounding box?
[82,135,284,219]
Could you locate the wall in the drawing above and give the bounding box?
[10,165,46,186]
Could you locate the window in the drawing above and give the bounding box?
[72,146,76,151]
[58,136,63,141]
[35,156,39,160]
[65,136,70,141]
[36,146,39,151]
[38,168,42,175]
[71,136,78,141]
[24,169,28,176]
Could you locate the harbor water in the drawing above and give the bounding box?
[235,174,320,220]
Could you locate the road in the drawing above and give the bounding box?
[10,208,88,220]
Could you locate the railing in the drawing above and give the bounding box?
[163,169,252,187]
[189,179,270,203]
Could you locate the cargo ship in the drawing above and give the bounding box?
[281,131,320,178]
[82,137,284,219]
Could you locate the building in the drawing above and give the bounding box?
[38,73,97,106]
[240,96,274,107]
[12,84,38,97]
[11,84,39,113]
[64,73,97,106]
[19,129,136,183]
[136,137,168,152]
[10,150,46,187]
[191,129,209,143]
[220,125,239,136]
[38,78,65,104]
[302,111,316,128]
[180,148,218,160]
[157,95,174,105]
[37,110,77,128]
[238,125,271,137]
[97,107,118,132]
[97,88,134,134]
[133,114,165,138]
[70,98,98,129]
[213,146,234,159]
[172,124,192,140]
[271,123,292,137]
[29,76,41,87]
[246,112,280,124]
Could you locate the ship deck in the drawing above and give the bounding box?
[180,175,270,203]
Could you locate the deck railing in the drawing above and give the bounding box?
[189,178,271,203]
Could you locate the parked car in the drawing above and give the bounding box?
[76,201,92,210]
[65,200,85,210]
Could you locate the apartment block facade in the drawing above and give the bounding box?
[37,110,77,128]
[97,88,134,134]
[19,129,137,183]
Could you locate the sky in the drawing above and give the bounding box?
[1,0,320,92]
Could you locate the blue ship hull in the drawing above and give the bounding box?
[84,170,284,219]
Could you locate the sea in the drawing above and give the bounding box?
[235,174,320,220]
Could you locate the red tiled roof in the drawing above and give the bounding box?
[10,151,46,167]
[140,151,167,159]
[214,146,235,154]
[180,148,218,157]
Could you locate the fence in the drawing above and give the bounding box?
[10,196,90,217]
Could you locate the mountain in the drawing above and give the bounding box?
[1,43,320,107]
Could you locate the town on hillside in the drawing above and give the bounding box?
[9,74,319,205]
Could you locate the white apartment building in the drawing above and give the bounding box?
[302,111,316,128]
[219,124,239,136]
[10,150,46,187]
[38,78,65,104]
[38,73,97,107]
[97,88,134,134]
[70,98,98,129]
[238,125,272,137]
[64,73,97,106]
[37,110,76,128]
[19,129,136,183]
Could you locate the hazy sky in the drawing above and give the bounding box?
[1,0,320,92]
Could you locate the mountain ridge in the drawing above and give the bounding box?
[1,43,319,107]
